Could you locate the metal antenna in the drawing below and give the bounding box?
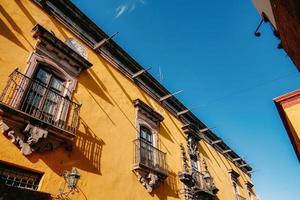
[158,66,164,83]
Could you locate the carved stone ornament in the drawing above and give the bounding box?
[134,171,163,193]
[2,122,48,155]
[178,144,218,200]
[180,143,189,173]
[0,113,63,156]
[65,38,88,59]
[187,135,199,159]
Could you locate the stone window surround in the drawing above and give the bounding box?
[132,99,166,193]
[228,169,241,195]
[24,52,77,99]
[133,99,164,148]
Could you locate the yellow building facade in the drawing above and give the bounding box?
[0,1,257,200]
[274,90,300,161]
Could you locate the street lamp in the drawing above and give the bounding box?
[58,167,81,198]
[64,167,80,190]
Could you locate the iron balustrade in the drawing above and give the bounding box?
[133,139,167,175]
[190,170,215,192]
[0,69,80,135]
[236,194,247,200]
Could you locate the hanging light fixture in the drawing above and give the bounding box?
[63,167,81,190]
[58,167,81,198]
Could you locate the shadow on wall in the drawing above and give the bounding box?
[49,17,69,41]
[157,124,176,156]
[201,142,224,183]
[0,12,27,51]
[154,170,180,200]
[164,111,186,139]
[201,142,237,188]
[0,4,33,51]
[75,117,105,175]
[78,69,113,106]
[14,0,37,26]
[160,123,175,144]
[26,117,105,176]
[91,55,136,130]
[97,54,133,102]
[75,69,118,126]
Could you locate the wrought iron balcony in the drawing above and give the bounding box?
[236,194,246,200]
[180,170,218,195]
[0,69,80,136]
[133,139,167,176]
[191,170,211,191]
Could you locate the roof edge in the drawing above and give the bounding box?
[273,89,300,103]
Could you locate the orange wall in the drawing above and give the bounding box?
[282,103,300,159]
[0,1,256,199]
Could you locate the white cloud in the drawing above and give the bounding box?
[114,0,146,18]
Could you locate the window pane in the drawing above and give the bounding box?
[146,133,151,143]
[36,68,51,84]
[141,129,146,140]
[140,126,153,144]
[50,77,63,92]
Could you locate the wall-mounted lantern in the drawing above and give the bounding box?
[63,167,80,190]
[58,167,81,198]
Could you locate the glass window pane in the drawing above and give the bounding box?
[50,77,63,92]
[141,129,146,140]
[36,68,51,84]
[140,126,153,144]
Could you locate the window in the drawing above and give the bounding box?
[132,99,167,192]
[0,162,43,190]
[22,65,66,123]
[140,126,153,145]
[246,181,254,200]
[139,126,154,167]
[228,169,241,197]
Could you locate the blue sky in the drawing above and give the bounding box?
[72,0,300,199]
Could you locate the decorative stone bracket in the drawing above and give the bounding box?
[187,135,199,160]
[1,122,48,156]
[133,170,164,193]
[0,109,64,156]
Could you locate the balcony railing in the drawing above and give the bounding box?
[0,69,80,135]
[236,194,246,200]
[190,170,217,193]
[133,139,167,175]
